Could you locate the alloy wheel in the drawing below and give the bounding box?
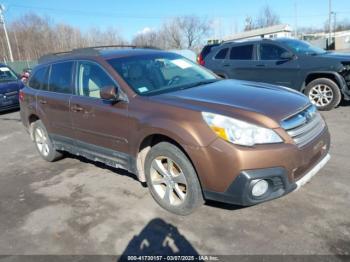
[150,156,188,206]
[35,127,50,157]
[309,84,334,107]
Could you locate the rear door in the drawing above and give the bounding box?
[222,43,259,81]
[70,60,130,160]
[256,43,301,88]
[35,61,75,140]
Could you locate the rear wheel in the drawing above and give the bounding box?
[305,78,341,111]
[145,142,204,215]
[32,120,63,162]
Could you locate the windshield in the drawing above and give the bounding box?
[279,39,327,55]
[0,66,18,82]
[107,53,217,96]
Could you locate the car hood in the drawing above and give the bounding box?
[318,52,350,61]
[153,80,310,127]
[0,80,23,93]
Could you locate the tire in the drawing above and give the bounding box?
[305,78,342,111]
[144,142,204,215]
[32,120,63,162]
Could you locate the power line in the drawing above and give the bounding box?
[7,3,350,20]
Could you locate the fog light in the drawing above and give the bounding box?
[251,179,269,197]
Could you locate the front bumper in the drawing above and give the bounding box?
[0,103,19,112]
[204,153,331,206]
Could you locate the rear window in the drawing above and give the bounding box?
[215,48,228,59]
[29,67,48,90]
[201,44,219,58]
[230,45,254,60]
[48,62,74,94]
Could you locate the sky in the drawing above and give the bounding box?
[1,0,349,41]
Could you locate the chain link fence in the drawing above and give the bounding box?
[3,60,38,74]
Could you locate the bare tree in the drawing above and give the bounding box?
[255,5,281,28]
[132,15,211,51]
[132,29,159,47]
[177,16,211,48]
[161,19,183,49]
[5,13,126,60]
[244,16,255,31]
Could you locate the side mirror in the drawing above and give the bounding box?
[100,86,119,103]
[280,51,294,60]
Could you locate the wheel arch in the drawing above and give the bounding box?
[303,71,344,93]
[136,133,200,184]
[28,114,40,140]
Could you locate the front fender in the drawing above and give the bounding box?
[131,117,217,157]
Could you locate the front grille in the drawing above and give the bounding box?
[5,91,18,97]
[270,176,284,192]
[281,105,326,148]
[0,91,18,96]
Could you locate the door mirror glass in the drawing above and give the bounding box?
[100,85,119,103]
[280,51,294,60]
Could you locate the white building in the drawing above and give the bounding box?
[223,24,293,42]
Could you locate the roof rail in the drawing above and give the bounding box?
[38,45,161,63]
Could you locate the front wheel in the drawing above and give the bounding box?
[305,78,341,111]
[144,142,204,215]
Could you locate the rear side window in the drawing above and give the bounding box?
[259,44,286,60]
[28,67,48,90]
[215,48,228,59]
[230,45,253,60]
[48,62,74,94]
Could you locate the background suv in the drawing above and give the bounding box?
[0,64,23,112]
[20,46,330,215]
[203,38,350,111]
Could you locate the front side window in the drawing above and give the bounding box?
[76,61,116,98]
[259,44,286,60]
[215,48,228,59]
[229,45,254,60]
[278,39,326,55]
[48,62,74,94]
[0,66,18,82]
[107,53,217,96]
[28,67,48,90]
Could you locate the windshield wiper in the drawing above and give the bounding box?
[178,79,220,90]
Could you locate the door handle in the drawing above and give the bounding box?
[256,64,266,67]
[38,99,47,104]
[71,105,84,112]
[223,64,230,67]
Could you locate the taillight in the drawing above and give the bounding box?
[197,54,205,66]
[19,90,25,102]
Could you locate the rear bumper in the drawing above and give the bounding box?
[203,153,331,206]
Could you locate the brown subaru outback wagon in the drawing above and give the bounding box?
[20,46,331,215]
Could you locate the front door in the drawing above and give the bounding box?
[255,43,301,88]
[70,60,130,164]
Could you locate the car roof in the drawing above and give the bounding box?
[37,46,169,65]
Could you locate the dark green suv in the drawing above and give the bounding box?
[204,38,350,111]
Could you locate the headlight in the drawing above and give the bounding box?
[202,112,282,146]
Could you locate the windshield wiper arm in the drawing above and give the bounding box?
[178,79,219,90]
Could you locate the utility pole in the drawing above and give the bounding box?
[294,0,298,38]
[328,0,332,48]
[0,4,14,62]
[333,12,337,37]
